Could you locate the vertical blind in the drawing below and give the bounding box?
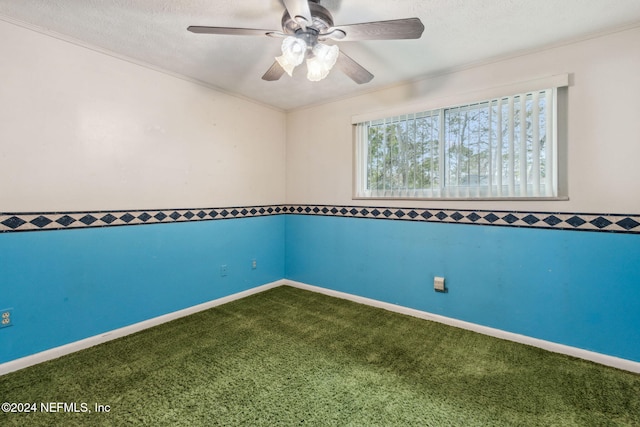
[356,88,557,199]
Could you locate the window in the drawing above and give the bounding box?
[354,82,565,200]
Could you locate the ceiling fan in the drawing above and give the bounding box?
[187,0,424,84]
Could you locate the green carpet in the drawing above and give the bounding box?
[1,285,639,426]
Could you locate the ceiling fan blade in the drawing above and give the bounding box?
[262,61,286,81]
[282,0,313,26]
[329,18,424,41]
[335,51,374,84]
[187,26,277,36]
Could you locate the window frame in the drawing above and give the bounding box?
[353,75,569,201]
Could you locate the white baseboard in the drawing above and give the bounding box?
[284,280,640,374]
[3,278,639,376]
[0,279,286,376]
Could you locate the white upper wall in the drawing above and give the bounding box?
[3,19,639,215]
[0,20,286,212]
[286,26,640,214]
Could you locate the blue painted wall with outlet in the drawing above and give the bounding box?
[284,214,640,363]
[2,210,640,365]
[0,215,285,364]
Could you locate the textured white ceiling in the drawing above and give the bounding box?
[1,0,640,111]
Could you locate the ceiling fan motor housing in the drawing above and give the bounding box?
[281,2,334,37]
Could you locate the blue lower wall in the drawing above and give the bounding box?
[284,214,640,362]
[2,210,639,365]
[0,215,285,363]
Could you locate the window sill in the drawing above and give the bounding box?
[352,196,570,202]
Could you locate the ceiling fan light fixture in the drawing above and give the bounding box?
[306,43,339,81]
[189,1,424,85]
[275,36,307,76]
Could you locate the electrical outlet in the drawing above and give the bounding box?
[220,264,228,277]
[434,277,446,293]
[251,259,257,269]
[1,309,13,328]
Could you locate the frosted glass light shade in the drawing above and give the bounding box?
[276,36,307,76]
[306,43,339,81]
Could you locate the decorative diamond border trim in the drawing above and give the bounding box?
[0,205,283,233]
[2,204,639,234]
[281,205,640,234]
